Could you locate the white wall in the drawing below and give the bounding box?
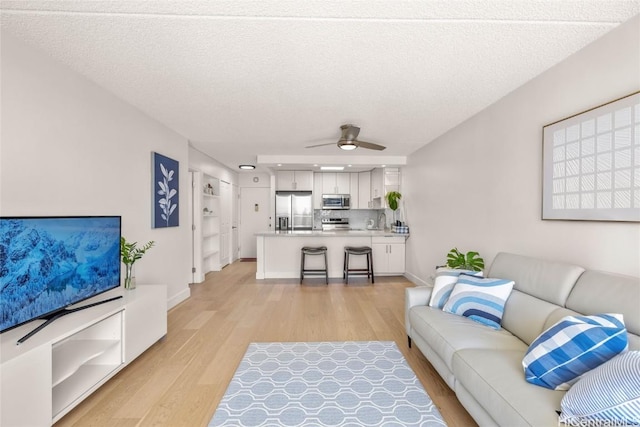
[188,145,238,186]
[1,33,192,308]
[403,15,640,283]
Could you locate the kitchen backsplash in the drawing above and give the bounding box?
[314,209,388,230]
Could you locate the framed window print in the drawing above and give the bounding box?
[542,91,640,222]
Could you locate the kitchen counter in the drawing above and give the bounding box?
[255,229,408,279]
[255,229,409,238]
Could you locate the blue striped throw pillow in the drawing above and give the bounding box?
[428,267,484,309]
[522,314,628,391]
[442,274,514,329]
[560,351,640,425]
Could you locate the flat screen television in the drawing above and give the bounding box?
[0,216,122,342]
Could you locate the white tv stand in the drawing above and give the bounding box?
[0,284,167,426]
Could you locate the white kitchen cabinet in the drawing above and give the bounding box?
[1,285,167,426]
[372,236,406,274]
[349,173,359,208]
[276,171,313,191]
[313,172,323,209]
[358,171,371,208]
[371,168,384,201]
[322,173,350,194]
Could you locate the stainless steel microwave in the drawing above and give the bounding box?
[322,194,350,210]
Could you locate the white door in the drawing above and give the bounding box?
[232,184,239,262]
[240,187,271,258]
[220,180,231,267]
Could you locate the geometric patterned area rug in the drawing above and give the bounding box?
[209,341,446,426]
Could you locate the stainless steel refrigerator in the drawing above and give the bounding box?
[275,191,313,231]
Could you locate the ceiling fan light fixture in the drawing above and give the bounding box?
[239,164,255,170]
[338,141,358,151]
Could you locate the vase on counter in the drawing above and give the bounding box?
[124,263,136,290]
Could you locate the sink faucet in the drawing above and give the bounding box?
[378,212,386,230]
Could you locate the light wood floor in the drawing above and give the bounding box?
[56,261,477,426]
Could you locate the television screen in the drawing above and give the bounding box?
[0,216,121,333]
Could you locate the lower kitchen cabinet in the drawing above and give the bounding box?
[372,236,406,274]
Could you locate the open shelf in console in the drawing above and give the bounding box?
[51,310,124,420]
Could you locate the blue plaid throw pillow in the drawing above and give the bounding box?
[522,313,628,390]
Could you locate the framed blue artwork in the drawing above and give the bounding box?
[152,152,179,228]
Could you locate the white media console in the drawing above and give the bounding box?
[0,284,167,426]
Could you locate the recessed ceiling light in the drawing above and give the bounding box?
[277,163,282,167]
[381,164,386,167]
[320,166,345,171]
[239,164,255,170]
[313,164,318,167]
[348,164,352,167]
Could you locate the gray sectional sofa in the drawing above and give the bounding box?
[405,252,640,426]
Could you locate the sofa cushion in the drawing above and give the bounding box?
[502,290,564,345]
[522,313,628,390]
[408,306,526,373]
[566,270,640,350]
[488,252,584,306]
[442,275,514,329]
[428,267,483,309]
[559,351,640,425]
[453,349,565,427]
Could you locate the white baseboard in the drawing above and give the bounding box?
[404,271,431,287]
[167,287,191,310]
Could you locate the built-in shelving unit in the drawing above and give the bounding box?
[193,172,222,282]
[0,285,167,426]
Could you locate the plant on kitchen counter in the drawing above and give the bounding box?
[445,248,484,272]
[385,191,402,211]
[385,191,402,225]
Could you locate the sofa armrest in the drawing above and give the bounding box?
[405,286,433,337]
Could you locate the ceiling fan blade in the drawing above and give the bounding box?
[356,140,386,151]
[305,142,336,149]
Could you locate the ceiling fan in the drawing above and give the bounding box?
[305,124,386,151]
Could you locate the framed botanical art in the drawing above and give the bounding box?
[152,152,179,228]
[542,91,640,222]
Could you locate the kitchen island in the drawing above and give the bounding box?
[256,230,409,280]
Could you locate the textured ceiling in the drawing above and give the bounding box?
[1,1,638,172]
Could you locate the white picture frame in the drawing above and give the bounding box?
[542,92,640,222]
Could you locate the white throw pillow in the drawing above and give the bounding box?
[442,274,514,329]
[560,351,640,425]
[428,267,483,309]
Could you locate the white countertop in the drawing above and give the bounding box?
[256,229,409,238]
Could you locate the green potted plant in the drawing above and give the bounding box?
[445,247,484,272]
[385,191,402,225]
[120,237,155,290]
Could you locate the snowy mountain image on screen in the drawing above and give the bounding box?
[0,218,120,331]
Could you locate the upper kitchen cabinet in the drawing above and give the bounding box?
[358,171,371,208]
[370,167,401,208]
[349,173,359,209]
[371,168,384,200]
[276,171,313,191]
[322,173,351,194]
